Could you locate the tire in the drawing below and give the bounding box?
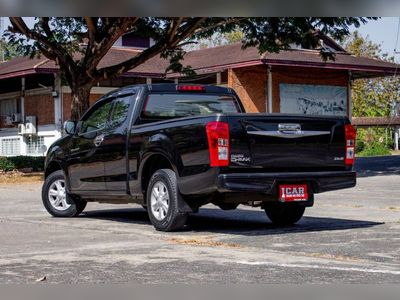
[264,204,305,226]
[42,170,87,217]
[146,169,187,232]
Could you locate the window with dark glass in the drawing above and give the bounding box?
[109,96,131,128]
[80,100,113,134]
[142,94,240,120]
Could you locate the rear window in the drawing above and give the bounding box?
[141,93,240,119]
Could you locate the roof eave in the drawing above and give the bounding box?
[262,59,400,77]
[0,69,40,80]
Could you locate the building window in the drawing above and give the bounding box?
[122,34,150,48]
[0,137,21,156]
[26,136,45,156]
[0,98,17,116]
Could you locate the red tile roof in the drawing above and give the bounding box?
[1,43,399,80]
[166,43,400,78]
[0,56,49,79]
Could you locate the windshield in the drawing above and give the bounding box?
[142,93,240,119]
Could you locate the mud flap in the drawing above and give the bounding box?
[177,195,197,213]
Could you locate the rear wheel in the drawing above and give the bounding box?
[264,204,305,226]
[146,169,187,231]
[42,170,87,217]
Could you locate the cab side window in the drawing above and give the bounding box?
[79,100,113,134]
[109,96,131,129]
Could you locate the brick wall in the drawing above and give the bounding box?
[62,93,102,121]
[24,93,54,125]
[0,91,105,129]
[271,67,348,113]
[228,66,267,113]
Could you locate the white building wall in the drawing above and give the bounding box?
[0,124,60,156]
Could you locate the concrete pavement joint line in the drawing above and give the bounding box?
[236,261,400,275]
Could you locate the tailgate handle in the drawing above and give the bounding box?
[247,123,330,138]
[278,123,301,134]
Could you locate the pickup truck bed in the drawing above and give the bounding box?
[42,84,356,231]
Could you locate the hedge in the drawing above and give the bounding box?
[0,156,45,172]
[357,142,392,157]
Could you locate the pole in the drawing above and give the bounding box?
[267,65,272,113]
[0,17,4,62]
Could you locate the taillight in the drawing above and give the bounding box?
[206,121,230,167]
[345,124,356,166]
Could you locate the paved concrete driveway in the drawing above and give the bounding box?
[0,156,399,283]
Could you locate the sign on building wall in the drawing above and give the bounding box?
[279,84,348,116]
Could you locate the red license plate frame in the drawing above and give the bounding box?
[279,184,308,202]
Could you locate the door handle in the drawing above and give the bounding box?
[94,134,105,147]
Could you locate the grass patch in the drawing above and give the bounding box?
[0,171,43,185]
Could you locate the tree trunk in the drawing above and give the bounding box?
[70,84,92,121]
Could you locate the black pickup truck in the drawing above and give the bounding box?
[42,84,356,231]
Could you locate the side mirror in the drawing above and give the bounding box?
[63,120,76,135]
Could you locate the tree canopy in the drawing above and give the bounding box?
[0,38,23,61]
[344,31,399,154]
[6,17,374,120]
[344,31,399,118]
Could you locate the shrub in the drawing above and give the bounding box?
[357,142,392,157]
[355,137,365,153]
[355,127,394,157]
[0,157,15,172]
[0,156,45,172]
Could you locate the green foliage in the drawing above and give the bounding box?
[357,142,392,157]
[0,38,23,61]
[189,30,245,50]
[344,31,398,156]
[0,157,15,172]
[6,17,374,72]
[0,156,45,172]
[344,32,400,118]
[356,127,393,157]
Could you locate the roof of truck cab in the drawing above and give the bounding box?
[104,83,234,98]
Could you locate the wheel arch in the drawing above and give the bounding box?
[44,160,73,193]
[140,152,176,194]
[45,161,63,178]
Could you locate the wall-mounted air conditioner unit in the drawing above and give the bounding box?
[25,116,37,135]
[4,115,13,126]
[11,113,22,123]
[18,124,26,135]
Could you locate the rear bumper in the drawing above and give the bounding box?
[217,171,356,195]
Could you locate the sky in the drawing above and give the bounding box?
[354,17,400,60]
[1,17,400,61]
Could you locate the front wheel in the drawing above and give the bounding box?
[42,170,87,217]
[264,204,305,226]
[146,169,187,232]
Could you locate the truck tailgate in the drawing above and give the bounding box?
[228,114,348,171]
